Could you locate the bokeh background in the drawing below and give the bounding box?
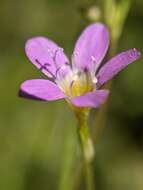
[0,0,143,190]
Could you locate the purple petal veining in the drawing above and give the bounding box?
[20,23,141,109]
[25,37,70,79]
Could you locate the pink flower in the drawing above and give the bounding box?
[19,23,141,108]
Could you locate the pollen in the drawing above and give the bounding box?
[69,71,97,97]
[57,67,98,98]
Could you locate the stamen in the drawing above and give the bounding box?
[47,49,54,57]
[58,86,64,92]
[69,80,74,96]
[71,51,78,63]
[130,48,141,57]
[92,77,98,84]
[55,67,61,76]
[60,65,67,70]
[51,48,70,70]
[59,47,64,52]
[91,55,99,73]
[73,52,78,57]
[72,74,78,81]
[52,49,60,67]
[91,56,96,63]
[47,48,62,67]
[55,65,67,77]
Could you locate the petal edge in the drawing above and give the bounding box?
[71,90,109,108]
[72,23,109,72]
[19,79,66,101]
[97,48,141,86]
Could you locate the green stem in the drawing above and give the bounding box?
[76,110,95,190]
[84,161,95,190]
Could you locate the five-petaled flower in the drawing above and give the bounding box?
[19,23,141,108]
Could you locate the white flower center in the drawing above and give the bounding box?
[57,69,98,98]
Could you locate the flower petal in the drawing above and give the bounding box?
[71,90,109,108]
[97,48,141,86]
[25,37,71,79]
[72,23,109,72]
[19,79,66,101]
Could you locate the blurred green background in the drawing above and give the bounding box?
[0,0,143,190]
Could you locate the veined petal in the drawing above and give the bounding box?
[97,48,141,86]
[19,79,66,101]
[72,23,109,72]
[25,37,70,79]
[71,90,109,108]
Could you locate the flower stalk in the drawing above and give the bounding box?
[77,112,94,163]
[75,109,95,190]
